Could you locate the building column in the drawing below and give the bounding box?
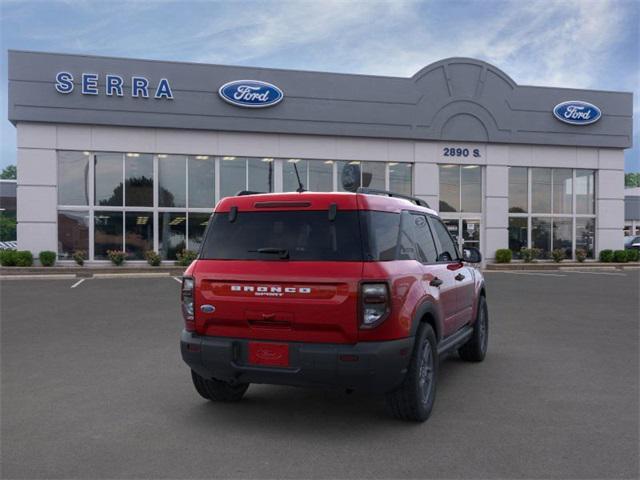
[16,123,58,257]
[414,142,438,209]
[484,165,509,261]
[596,149,625,253]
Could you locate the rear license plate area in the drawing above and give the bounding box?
[248,342,290,367]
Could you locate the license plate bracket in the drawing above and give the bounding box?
[248,342,290,367]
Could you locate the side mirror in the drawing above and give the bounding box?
[462,247,482,263]
[340,164,361,192]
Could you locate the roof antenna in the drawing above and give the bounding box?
[293,163,306,193]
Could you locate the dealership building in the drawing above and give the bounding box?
[7,50,633,262]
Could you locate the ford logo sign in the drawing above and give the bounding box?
[218,80,284,108]
[553,100,601,125]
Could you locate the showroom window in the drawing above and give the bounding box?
[336,161,410,193]
[438,165,482,213]
[57,152,414,261]
[508,168,596,259]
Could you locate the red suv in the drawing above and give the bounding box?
[180,189,488,422]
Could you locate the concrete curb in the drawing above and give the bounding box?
[485,262,638,271]
[0,266,186,277]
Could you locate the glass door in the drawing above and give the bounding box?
[441,218,481,255]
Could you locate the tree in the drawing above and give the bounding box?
[625,172,640,188]
[1,165,16,179]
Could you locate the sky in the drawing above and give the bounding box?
[1,0,638,172]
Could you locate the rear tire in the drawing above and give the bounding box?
[458,295,488,362]
[191,370,249,402]
[385,324,438,422]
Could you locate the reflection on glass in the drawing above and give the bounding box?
[508,217,527,258]
[58,151,90,205]
[462,219,480,244]
[442,219,460,247]
[531,168,552,213]
[461,165,481,212]
[552,217,572,258]
[188,156,215,208]
[309,160,333,191]
[220,157,246,198]
[58,210,89,259]
[125,154,153,206]
[95,153,123,206]
[188,213,210,251]
[283,160,308,192]
[338,161,360,192]
[509,167,528,213]
[576,218,595,258]
[158,155,186,207]
[439,165,459,212]
[553,169,572,214]
[531,217,551,258]
[575,170,595,214]
[389,163,412,195]
[361,162,385,190]
[94,211,123,259]
[159,212,186,260]
[125,212,153,260]
[248,158,273,193]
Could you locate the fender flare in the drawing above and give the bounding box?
[409,300,443,341]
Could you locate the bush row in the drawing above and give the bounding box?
[495,248,640,264]
[599,249,639,263]
[0,248,199,267]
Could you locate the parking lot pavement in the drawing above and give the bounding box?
[1,272,638,479]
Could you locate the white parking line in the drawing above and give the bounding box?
[70,278,86,288]
[173,276,182,283]
[489,271,567,277]
[566,270,626,276]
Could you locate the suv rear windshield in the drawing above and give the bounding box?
[200,211,363,261]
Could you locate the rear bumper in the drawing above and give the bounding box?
[181,330,414,393]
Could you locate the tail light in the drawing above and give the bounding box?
[181,276,195,331]
[360,283,390,329]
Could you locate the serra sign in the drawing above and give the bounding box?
[55,72,174,99]
[218,80,284,108]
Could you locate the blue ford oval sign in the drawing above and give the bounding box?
[218,80,284,108]
[553,100,601,125]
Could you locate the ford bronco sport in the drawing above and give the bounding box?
[180,189,487,422]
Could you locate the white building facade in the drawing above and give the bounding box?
[8,51,633,262]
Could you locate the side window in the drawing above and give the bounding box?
[363,211,401,261]
[397,211,419,261]
[412,214,438,263]
[429,217,459,262]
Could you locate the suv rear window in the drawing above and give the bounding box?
[200,211,363,261]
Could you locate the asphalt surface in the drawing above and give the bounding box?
[1,270,638,479]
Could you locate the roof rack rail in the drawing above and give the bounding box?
[356,187,430,208]
[236,190,266,196]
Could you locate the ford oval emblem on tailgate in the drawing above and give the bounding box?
[200,304,215,313]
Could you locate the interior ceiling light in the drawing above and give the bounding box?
[262,158,273,162]
[349,161,360,165]
[222,156,236,161]
[158,154,168,158]
[126,153,140,157]
[463,165,479,169]
[324,160,334,164]
[195,155,209,160]
[288,159,300,163]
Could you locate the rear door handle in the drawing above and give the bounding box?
[455,273,465,281]
[429,277,443,287]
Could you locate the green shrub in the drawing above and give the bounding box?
[15,250,34,267]
[145,250,161,266]
[39,250,56,267]
[495,249,512,263]
[613,250,628,263]
[176,249,198,267]
[520,248,533,263]
[73,250,87,266]
[107,250,127,266]
[626,249,639,262]
[575,249,587,263]
[0,249,17,266]
[551,249,565,263]
[599,249,614,262]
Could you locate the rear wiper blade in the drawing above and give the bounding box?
[249,247,290,259]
